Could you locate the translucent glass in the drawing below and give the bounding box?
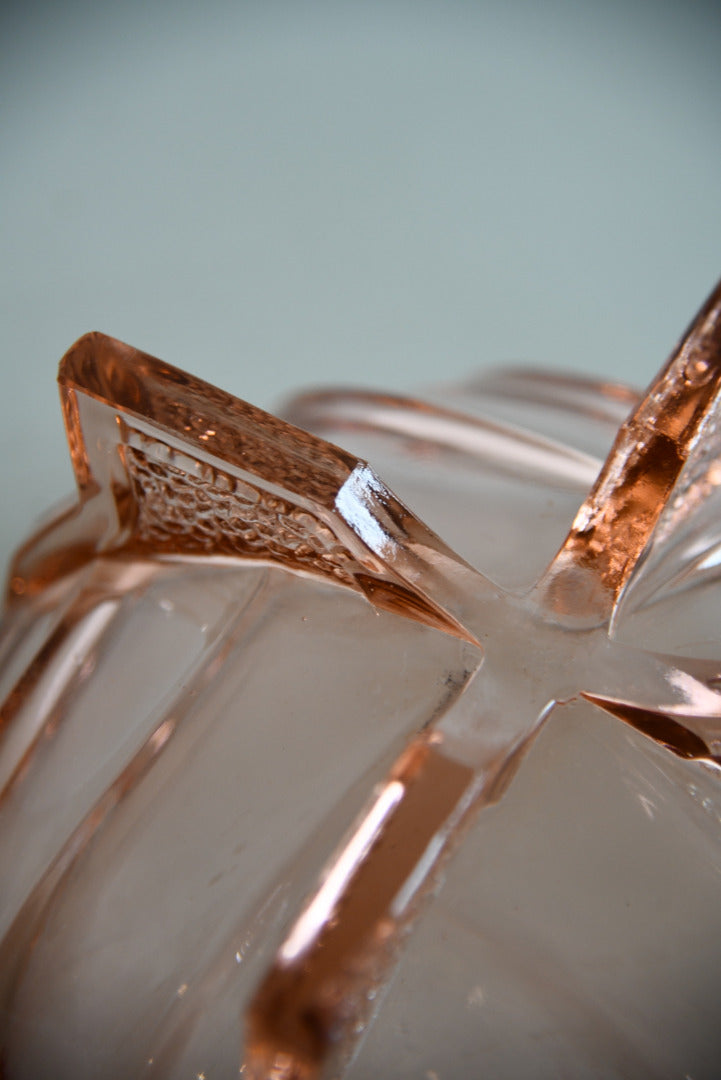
[1,284,720,1079]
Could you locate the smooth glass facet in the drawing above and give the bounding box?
[1,284,721,1079]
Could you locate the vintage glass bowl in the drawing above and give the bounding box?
[1,284,721,1079]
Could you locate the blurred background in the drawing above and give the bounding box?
[2,0,721,575]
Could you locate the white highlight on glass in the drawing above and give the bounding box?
[279,779,405,965]
[336,464,392,558]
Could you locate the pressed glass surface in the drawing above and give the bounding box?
[0,284,720,1078]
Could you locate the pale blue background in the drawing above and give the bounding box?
[2,0,720,574]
